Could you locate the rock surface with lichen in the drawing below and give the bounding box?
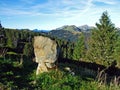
[34,36,57,75]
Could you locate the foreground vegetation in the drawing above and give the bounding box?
[0,57,120,90]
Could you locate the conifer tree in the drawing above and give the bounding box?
[0,21,2,28]
[114,36,120,67]
[23,43,33,58]
[72,34,85,60]
[87,11,118,66]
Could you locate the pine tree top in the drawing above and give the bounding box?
[0,21,2,28]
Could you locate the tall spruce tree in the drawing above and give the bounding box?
[72,34,85,60]
[23,42,33,58]
[114,35,120,67]
[87,11,118,66]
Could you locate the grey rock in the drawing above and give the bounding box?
[34,36,58,75]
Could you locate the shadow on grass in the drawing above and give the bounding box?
[0,57,37,89]
[13,61,37,89]
[58,58,120,80]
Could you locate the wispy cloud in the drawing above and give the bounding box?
[0,0,119,17]
[0,8,30,15]
[0,0,92,16]
[94,0,118,5]
[0,0,120,29]
[30,0,93,17]
[80,0,93,14]
[20,0,36,4]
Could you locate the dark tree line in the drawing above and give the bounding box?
[0,27,41,63]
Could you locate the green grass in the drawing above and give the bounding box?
[0,57,120,90]
[31,69,120,90]
[7,52,17,55]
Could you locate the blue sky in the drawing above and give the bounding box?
[0,0,120,30]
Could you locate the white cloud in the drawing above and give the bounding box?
[0,0,119,19]
[94,0,119,5]
[0,0,120,29]
[0,0,101,17]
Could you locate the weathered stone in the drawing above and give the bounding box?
[34,36,58,75]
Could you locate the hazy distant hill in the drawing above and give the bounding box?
[48,25,93,42]
[79,25,94,32]
[54,25,94,33]
[55,25,81,32]
[32,29,50,33]
[48,30,81,42]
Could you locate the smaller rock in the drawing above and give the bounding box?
[64,67,71,72]
[64,67,75,75]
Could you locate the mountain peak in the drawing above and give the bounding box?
[79,25,94,32]
[55,25,81,32]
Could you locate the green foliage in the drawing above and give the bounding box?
[0,57,120,90]
[0,27,42,62]
[72,34,85,60]
[34,70,81,90]
[56,39,74,59]
[0,28,6,47]
[0,58,17,89]
[34,69,120,90]
[0,57,37,89]
[87,11,118,66]
[23,42,33,57]
[114,36,120,67]
[0,21,2,28]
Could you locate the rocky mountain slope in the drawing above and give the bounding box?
[48,25,93,42]
[48,30,81,42]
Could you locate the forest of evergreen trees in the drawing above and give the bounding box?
[0,11,120,73]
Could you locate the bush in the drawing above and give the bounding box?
[34,70,81,90]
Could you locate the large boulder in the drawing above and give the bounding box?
[34,36,58,75]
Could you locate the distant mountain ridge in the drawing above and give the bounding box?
[48,25,93,42]
[48,30,80,42]
[53,25,94,32]
[32,29,50,33]
[31,25,94,33]
[55,25,81,32]
[79,25,94,32]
